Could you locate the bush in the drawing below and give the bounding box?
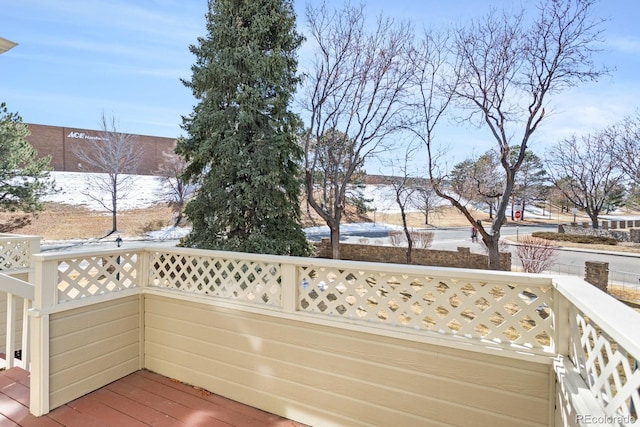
[409,230,434,249]
[388,230,406,247]
[515,236,559,273]
[140,218,169,234]
[531,232,618,245]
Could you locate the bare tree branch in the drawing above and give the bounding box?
[73,112,143,235]
[410,0,606,269]
[302,2,413,258]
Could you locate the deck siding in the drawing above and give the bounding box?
[48,296,141,410]
[144,294,551,427]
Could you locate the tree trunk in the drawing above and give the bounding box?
[484,233,501,270]
[330,224,340,259]
[112,181,118,234]
[589,210,600,229]
[400,207,412,263]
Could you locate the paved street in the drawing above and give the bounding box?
[41,222,640,289]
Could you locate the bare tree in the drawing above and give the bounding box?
[546,129,625,228]
[156,145,197,227]
[450,151,504,218]
[412,183,442,226]
[508,146,549,220]
[617,113,640,185]
[411,0,606,269]
[302,2,413,259]
[73,113,143,235]
[386,144,420,263]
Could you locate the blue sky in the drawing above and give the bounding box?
[2,0,640,173]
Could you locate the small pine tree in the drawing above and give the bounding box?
[177,0,311,256]
[0,102,54,216]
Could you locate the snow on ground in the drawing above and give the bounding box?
[46,173,410,214]
[47,172,610,242]
[44,172,165,211]
[304,221,403,236]
[44,173,408,241]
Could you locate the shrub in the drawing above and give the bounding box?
[140,218,169,234]
[388,230,406,247]
[515,236,559,273]
[409,230,434,249]
[531,232,618,245]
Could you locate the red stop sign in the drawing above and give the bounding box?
[515,210,522,219]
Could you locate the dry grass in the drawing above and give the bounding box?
[366,207,488,228]
[609,286,640,305]
[0,202,173,240]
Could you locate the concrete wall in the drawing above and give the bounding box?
[144,294,551,427]
[26,123,176,176]
[314,239,512,271]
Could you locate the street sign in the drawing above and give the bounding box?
[514,210,522,220]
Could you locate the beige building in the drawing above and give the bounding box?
[26,123,176,176]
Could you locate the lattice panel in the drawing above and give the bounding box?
[57,253,138,303]
[298,266,554,350]
[0,239,31,271]
[571,311,640,424]
[148,252,282,307]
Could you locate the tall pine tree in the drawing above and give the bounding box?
[0,103,53,216]
[177,0,311,256]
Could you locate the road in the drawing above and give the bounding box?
[41,223,640,287]
[337,223,640,287]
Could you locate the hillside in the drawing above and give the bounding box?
[0,171,614,241]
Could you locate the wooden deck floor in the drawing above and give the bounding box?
[0,368,307,426]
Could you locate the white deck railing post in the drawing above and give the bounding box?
[21,297,30,370]
[5,293,16,368]
[552,287,570,357]
[138,249,150,370]
[281,263,297,313]
[29,255,58,416]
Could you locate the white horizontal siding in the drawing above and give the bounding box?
[144,295,551,427]
[48,296,141,409]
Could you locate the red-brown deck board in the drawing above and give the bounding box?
[0,368,307,427]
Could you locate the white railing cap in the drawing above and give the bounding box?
[0,272,35,300]
[149,247,555,286]
[554,275,640,359]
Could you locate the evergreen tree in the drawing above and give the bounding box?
[177,0,311,256]
[0,102,54,217]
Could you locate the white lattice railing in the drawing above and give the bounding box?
[0,234,39,371]
[56,251,139,303]
[557,277,640,426]
[297,263,555,352]
[145,248,555,353]
[28,245,640,424]
[0,234,40,272]
[32,249,141,306]
[148,249,283,307]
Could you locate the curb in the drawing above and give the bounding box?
[503,239,640,258]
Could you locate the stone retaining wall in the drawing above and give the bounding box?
[559,224,632,242]
[314,238,511,271]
